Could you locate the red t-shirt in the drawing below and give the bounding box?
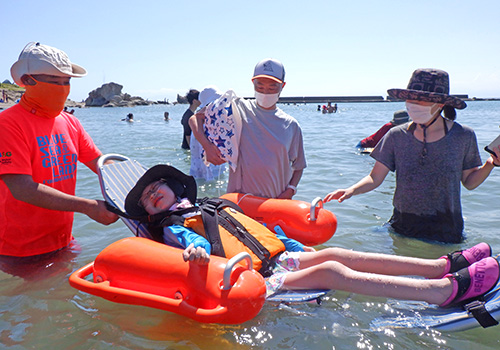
[359,122,394,148]
[0,104,101,256]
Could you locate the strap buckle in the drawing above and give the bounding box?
[464,299,498,328]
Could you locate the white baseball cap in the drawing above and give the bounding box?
[199,85,223,108]
[10,42,87,86]
[251,58,285,83]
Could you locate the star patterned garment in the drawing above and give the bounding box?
[202,90,242,171]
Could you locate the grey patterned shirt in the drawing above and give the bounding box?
[371,121,481,243]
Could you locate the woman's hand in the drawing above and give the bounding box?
[489,145,500,166]
[324,188,354,203]
[324,162,390,203]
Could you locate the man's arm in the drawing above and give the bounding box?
[277,169,303,199]
[83,156,99,174]
[83,155,114,174]
[1,174,118,225]
[188,111,225,165]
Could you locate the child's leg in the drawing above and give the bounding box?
[282,261,452,305]
[298,248,447,279]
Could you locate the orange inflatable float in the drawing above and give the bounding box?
[220,193,337,246]
[69,237,266,324]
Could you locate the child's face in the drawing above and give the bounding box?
[139,180,177,215]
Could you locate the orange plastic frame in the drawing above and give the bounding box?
[220,193,337,246]
[70,237,266,324]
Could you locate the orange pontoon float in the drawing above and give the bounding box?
[220,193,337,246]
[69,237,266,324]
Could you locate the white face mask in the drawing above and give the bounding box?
[405,101,442,124]
[254,91,280,109]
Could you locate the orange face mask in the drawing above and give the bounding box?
[20,80,70,118]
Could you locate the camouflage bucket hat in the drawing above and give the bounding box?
[387,69,466,109]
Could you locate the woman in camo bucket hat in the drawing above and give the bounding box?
[387,68,466,110]
[324,68,500,244]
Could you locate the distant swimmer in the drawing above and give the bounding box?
[122,113,134,122]
[164,111,170,121]
[326,102,334,113]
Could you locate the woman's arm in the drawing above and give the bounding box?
[462,146,500,190]
[324,161,390,203]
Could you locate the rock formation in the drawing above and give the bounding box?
[176,94,188,104]
[0,83,84,109]
[85,82,154,107]
[0,85,24,107]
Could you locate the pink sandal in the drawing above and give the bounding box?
[437,242,492,278]
[440,256,499,307]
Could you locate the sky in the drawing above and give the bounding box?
[2,0,500,102]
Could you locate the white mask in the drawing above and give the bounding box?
[255,91,280,108]
[405,101,441,124]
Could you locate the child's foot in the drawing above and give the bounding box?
[440,256,499,307]
[438,242,492,278]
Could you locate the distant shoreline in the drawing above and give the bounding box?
[2,95,500,110]
[0,99,84,111]
[275,95,500,104]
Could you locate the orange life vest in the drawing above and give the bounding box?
[158,198,285,275]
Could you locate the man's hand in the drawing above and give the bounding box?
[85,200,119,225]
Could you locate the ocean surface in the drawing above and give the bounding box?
[1,101,500,349]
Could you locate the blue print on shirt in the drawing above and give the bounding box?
[36,134,77,184]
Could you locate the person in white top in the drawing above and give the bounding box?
[189,58,306,199]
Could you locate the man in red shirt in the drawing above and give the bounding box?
[0,42,118,259]
[358,110,409,149]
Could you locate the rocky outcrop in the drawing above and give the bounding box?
[65,99,84,108]
[176,94,188,104]
[0,84,86,110]
[85,82,154,107]
[0,86,24,107]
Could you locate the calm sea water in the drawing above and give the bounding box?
[2,101,500,349]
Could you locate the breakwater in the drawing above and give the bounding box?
[271,94,472,104]
[279,96,385,103]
